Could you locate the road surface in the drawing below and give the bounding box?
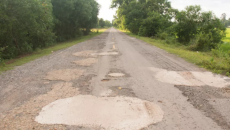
[0,28,230,130]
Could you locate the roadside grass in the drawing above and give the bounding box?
[0,29,107,73]
[221,28,230,52]
[120,30,230,76]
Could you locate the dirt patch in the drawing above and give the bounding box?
[44,69,85,81]
[175,85,230,130]
[36,95,164,130]
[0,82,79,130]
[72,50,95,57]
[72,58,98,67]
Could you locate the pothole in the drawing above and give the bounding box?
[101,79,110,82]
[108,73,125,77]
[91,52,119,56]
[109,86,136,97]
[35,95,164,130]
[72,58,98,67]
[150,67,230,88]
[73,50,95,57]
[0,82,79,130]
[44,69,85,81]
[107,68,130,78]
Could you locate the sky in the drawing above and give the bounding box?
[96,0,230,22]
[97,0,116,22]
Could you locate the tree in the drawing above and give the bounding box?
[111,0,173,34]
[174,5,225,50]
[0,0,100,61]
[99,18,106,28]
[0,0,55,59]
[51,0,99,41]
[105,20,112,27]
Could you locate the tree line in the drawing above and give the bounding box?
[221,13,230,27]
[112,0,226,51]
[98,18,112,28]
[0,0,109,62]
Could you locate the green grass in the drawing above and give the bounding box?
[223,28,230,42]
[0,29,107,73]
[220,42,230,52]
[121,30,230,76]
[221,28,230,52]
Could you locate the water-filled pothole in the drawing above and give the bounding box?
[35,95,164,130]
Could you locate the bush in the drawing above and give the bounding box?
[190,32,222,51]
[156,32,168,40]
[165,36,177,44]
[0,0,55,58]
[174,5,226,45]
[0,47,5,64]
[138,12,169,37]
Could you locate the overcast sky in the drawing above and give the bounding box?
[97,0,230,22]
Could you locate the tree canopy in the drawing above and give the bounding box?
[0,0,100,61]
[112,0,226,51]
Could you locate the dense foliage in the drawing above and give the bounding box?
[112,0,226,51]
[0,0,55,59]
[52,0,100,41]
[0,0,101,61]
[98,18,112,28]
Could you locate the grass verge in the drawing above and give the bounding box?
[0,29,107,73]
[221,28,230,52]
[120,30,230,76]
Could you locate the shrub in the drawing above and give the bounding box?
[156,32,168,40]
[138,12,169,37]
[0,47,5,64]
[0,0,55,58]
[174,5,226,45]
[190,32,222,51]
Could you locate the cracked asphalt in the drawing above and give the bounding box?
[0,28,230,130]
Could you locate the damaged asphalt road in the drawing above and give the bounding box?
[0,28,230,130]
